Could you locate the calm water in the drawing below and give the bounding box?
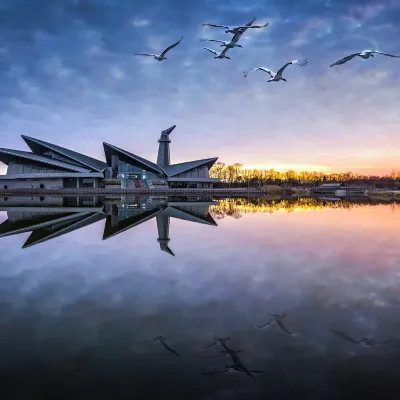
[1,196,400,399]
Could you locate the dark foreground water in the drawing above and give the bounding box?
[1,195,400,399]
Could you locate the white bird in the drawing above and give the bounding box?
[203,46,231,60]
[200,39,243,49]
[135,36,183,61]
[243,58,308,82]
[231,17,259,40]
[202,17,269,35]
[330,49,400,67]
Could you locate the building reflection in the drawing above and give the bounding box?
[0,195,217,255]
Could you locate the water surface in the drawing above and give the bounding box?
[1,196,400,399]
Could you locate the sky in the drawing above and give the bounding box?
[0,0,399,176]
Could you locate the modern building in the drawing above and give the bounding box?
[0,195,217,255]
[0,125,220,190]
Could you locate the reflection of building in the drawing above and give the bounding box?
[0,125,220,190]
[0,196,217,255]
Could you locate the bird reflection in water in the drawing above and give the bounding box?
[136,336,182,360]
[330,330,395,347]
[253,313,299,336]
[201,336,268,380]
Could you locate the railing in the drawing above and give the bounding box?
[0,187,264,196]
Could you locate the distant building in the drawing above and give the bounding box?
[0,125,220,190]
[313,182,369,195]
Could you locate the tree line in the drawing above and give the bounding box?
[209,197,400,220]
[209,162,400,188]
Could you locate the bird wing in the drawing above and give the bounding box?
[202,369,227,375]
[250,369,269,375]
[135,53,156,57]
[203,47,218,55]
[244,16,257,27]
[202,340,218,350]
[372,51,400,57]
[371,339,395,346]
[200,39,225,44]
[231,17,256,41]
[243,67,274,78]
[228,353,244,366]
[202,23,228,28]
[253,317,274,329]
[239,22,269,29]
[329,53,360,67]
[160,36,183,57]
[274,318,294,335]
[160,341,182,360]
[232,364,255,380]
[220,46,230,56]
[330,330,360,344]
[231,31,243,42]
[276,58,307,77]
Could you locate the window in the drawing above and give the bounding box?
[81,178,94,188]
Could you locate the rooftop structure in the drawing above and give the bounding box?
[0,196,217,255]
[0,125,220,190]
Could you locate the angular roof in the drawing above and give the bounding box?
[23,212,106,248]
[162,206,217,226]
[22,135,107,172]
[103,142,163,174]
[162,157,218,177]
[0,148,90,173]
[102,207,162,240]
[0,212,78,237]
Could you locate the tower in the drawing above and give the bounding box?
[156,125,176,168]
[156,213,175,256]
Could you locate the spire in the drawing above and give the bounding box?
[157,125,176,168]
[156,213,175,256]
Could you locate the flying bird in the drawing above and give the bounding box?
[135,36,183,61]
[203,46,231,60]
[202,17,269,35]
[330,49,400,67]
[243,59,308,82]
[199,18,252,50]
[330,330,394,347]
[231,17,258,40]
[136,336,182,359]
[200,39,243,49]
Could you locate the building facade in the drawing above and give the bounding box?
[0,125,220,190]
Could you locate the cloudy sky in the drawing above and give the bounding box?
[0,0,399,175]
